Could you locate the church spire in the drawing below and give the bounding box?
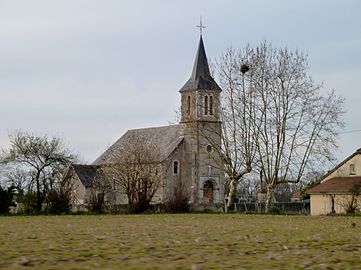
[191,36,211,81]
[179,36,221,92]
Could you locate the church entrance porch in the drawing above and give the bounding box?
[203,181,214,203]
[198,176,222,203]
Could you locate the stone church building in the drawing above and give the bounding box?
[67,36,225,208]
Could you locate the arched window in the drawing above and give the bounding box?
[209,96,213,115]
[173,161,179,175]
[187,96,191,115]
[204,95,208,115]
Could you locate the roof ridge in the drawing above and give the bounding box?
[127,124,182,132]
[71,163,99,167]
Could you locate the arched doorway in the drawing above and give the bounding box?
[203,180,214,203]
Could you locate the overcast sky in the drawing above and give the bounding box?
[1,0,360,164]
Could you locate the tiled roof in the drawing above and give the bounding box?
[180,36,221,92]
[71,164,100,187]
[93,124,184,165]
[307,177,361,194]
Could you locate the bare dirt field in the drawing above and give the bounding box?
[0,214,360,269]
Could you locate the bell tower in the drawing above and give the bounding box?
[179,34,224,204]
[179,36,221,123]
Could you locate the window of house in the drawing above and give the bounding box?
[209,96,213,115]
[204,95,208,115]
[187,96,191,115]
[350,164,356,175]
[173,160,179,175]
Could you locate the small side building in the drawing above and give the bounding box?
[65,164,100,207]
[308,148,361,215]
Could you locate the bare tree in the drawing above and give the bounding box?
[2,167,32,196]
[210,42,344,212]
[202,48,260,212]
[101,133,162,213]
[274,183,298,202]
[237,177,258,202]
[0,131,77,212]
[239,42,344,211]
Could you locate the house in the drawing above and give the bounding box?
[308,148,361,215]
[68,35,225,210]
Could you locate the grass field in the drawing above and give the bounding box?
[0,214,360,269]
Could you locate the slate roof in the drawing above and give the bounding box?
[93,125,184,165]
[307,177,361,194]
[71,164,100,187]
[180,36,221,92]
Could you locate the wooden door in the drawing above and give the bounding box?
[203,181,214,203]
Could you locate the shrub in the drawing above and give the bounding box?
[0,185,15,214]
[90,201,104,213]
[267,206,281,215]
[345,182,361,214]
[45,189,72,214]
[166,195,190,213]
[20,192,40,214]
[166,181,190,213]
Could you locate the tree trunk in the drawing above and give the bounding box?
[35,170,42,212]
[265,185,274,213]
[225,176,237,213]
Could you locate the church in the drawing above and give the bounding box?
[67,35,225,209]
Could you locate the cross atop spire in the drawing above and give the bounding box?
[196,16,206,36]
